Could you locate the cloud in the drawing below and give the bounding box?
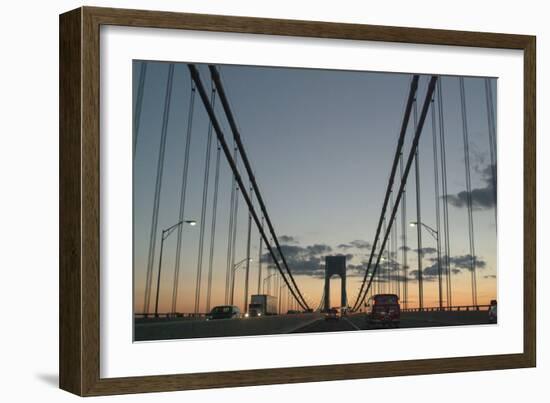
[444,163,496,210]
[448,254,487,271]
[261,241,335,277]
[279,235,298,244]
[307,244,332,255]
[395,254,490,283]
[421,254,487,278]
[380,259,401,272]
[338,240,371,250]
[414,247,437,255]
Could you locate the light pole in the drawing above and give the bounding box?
[230,258,253,306]
[154,219,196,317]
[410,221,442,310]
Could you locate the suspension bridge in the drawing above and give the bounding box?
[133,62,497,340]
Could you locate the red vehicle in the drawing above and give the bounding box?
[365,294,400,327]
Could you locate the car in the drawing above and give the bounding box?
[324,308,340,321]
[365,294,400,328]
[488,300,497,324]
[207,305,241,320]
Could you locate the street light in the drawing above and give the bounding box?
[409,221,438,240]
[154,219,196,317]
[230,258,253,305]
[409,220,443,310]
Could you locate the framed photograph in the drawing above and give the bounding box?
[59,6,536,396]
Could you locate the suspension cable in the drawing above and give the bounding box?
[351,75,420,310]
[225,146,238,304]
[459,77,478,306]
[208,65,310,310]
[133,61,148,158]
[257,217,264,294]
[193,82,216,314]
[431,97,443,309]
[399,153,408,309]
[229,186,240,305]
[189,64,308,311]
[484,78,498,227]
[205,139,222,313]
[413,98,424,310]
[353,76,437,311]
[171,79,196,314]
[143,63,175,314]
[243,185,253,312]
[437,78,452,308]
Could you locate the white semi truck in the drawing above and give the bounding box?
[248,294,278,317]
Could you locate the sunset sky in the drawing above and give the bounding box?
[133,61,497,314]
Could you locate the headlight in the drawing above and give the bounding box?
[258,313,262,317]
[244,313,249,318]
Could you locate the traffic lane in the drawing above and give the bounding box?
[346,311,491,330]
[290,317,360,333]
[135,313,322,341]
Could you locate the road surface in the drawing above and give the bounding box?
[291,311,491,333]
[134,310,492,340]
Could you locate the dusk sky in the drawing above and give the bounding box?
[133,61,497,314]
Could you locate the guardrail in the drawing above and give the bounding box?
[400,305,492,312]
[134,312,208,319]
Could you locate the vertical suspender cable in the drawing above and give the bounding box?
[484,78,498,227]
[209,66,309,310]
[192,65,308,310]
[413,98,424,310]
[437,79,452,308]
[459,77,478,306]
[205,139,222,313]
[193,83,216,314]
[143,63,175,314]
[386,219,393,293]
[224,147,238,304]
[353,76,437,312]
[171,80,196,314]
[382,218,388,293]
[431,98,443,309]
[352,75,420,311]
[388,194,394,294]
[229,186,240,305]
[399,154,408,309]
[257,217,264,294]
[243,185,253,312]
[392,194,398,296]
[133,61,148,158]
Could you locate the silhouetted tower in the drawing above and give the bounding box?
[323,255,347,311]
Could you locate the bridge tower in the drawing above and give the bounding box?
[323,255,347,311]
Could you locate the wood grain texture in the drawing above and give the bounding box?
[59,6,537,396]
[59,8,82,396]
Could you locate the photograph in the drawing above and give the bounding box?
[132,61,498,342]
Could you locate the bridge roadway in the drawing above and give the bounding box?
[291,310,491,334]
[135,310,491,341]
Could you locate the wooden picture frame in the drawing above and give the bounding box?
[59,6,536,396]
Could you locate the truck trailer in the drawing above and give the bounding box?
[248,294,278,317]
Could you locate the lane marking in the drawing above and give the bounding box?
[343,317,361,330]
[285,316,324,333]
